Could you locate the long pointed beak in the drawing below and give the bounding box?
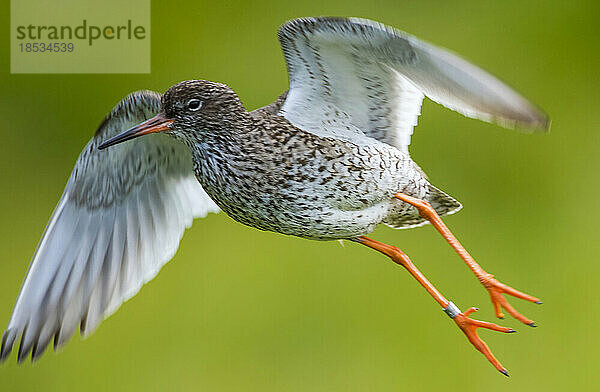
[98,114,174,150]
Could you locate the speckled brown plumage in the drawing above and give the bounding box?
[159,80,460,240]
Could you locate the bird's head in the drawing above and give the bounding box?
[98,80,246,149]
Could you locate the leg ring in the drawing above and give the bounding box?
[443,301,461,319]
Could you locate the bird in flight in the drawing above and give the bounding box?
[1,17,548,374]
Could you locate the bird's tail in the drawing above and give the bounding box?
[427,185,463,218]
[384,185,462,229]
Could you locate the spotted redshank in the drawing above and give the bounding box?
[1,17,548,374]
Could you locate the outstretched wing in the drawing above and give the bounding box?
[278,17,549,153]
[1,91,219,362]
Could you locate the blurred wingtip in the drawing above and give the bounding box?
[17,335,28,364]
[0,329,13,363]
[495,109,550,134]
[524,110,551,133]
[541,117,552,132]
[31,336,51,363]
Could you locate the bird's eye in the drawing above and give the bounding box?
[187,99,202,111]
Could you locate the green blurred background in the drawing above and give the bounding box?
[1,0,598,390]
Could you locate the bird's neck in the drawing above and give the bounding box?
[185,113,256,193]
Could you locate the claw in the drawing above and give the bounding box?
[480,274,541,325]
[453,307,514,375]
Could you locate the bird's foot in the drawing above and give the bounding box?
[451,306,515,376]
[479,273,541,326]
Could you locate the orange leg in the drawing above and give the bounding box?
[394,192,541,325]
[353,236,514,376]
